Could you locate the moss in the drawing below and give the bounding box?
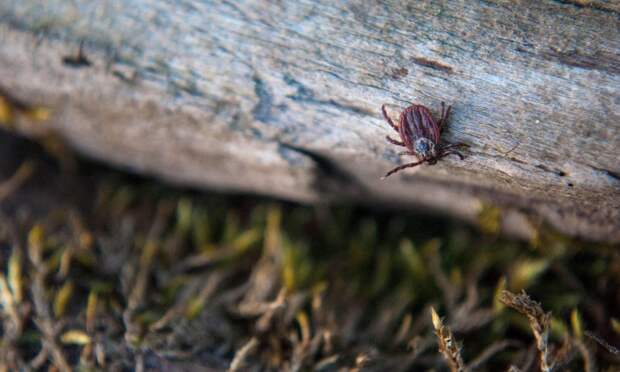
[477,202,502,235]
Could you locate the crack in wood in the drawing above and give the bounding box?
[277,142,367,198]
[588,165,620,182]
[552,0,620,16]
[390,67,409,80]
[542,49,620,75]
[410,57,454,74]
[535,164,567,177]
[62,41,91,68]
[252,75,274,123]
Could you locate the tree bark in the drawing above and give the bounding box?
[1,1,619,242]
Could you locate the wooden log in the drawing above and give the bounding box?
[0,1,618,242]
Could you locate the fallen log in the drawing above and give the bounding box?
[1,1,618,242]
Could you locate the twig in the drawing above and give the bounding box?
[228,337,259,372]
[499,290,552,372]
[574,338,595,372]
[0,160,35,202]
[467,340,520,370]
[28,226,71,372]
[585,330,619,355]
[123,201,173,346]
[431,307,467,372]
[426,240,459,311]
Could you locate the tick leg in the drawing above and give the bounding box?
[381,159,426,179]
[438,102,452,130]
[440,142,469,151]
[382,104,399,132]
[386,136,405,146]
[398,151,415,156]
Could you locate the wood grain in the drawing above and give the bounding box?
[0,0,618,241]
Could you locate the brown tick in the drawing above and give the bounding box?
[381,102,467,179]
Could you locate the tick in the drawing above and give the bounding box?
[381,102,467,179]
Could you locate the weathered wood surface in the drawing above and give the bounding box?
[1,1,619,242]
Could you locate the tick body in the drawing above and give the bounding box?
[381,102,467,179]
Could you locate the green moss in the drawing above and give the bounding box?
[477,202,502,235]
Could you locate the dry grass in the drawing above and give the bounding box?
[431,307,466,372]
[0,132,619,371]
[499,290,553,372]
